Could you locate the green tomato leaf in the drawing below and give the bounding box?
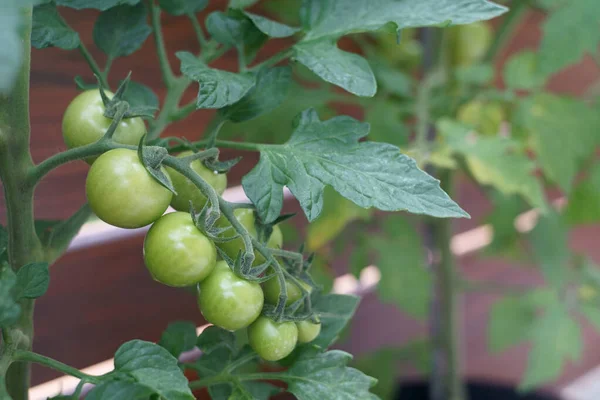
[520,305,582,391]
[311,293,360,348]
[488,296,535,353]
[158,321,198,358]
[0,267,20,327]
[243,109,468,224]
[121,80,160,111]
[228,382,280,400]
[522,94,600,193]
[0,225,7,263]
[196,326,237,354]
[243,12,300,38]
[176,52,255,109]
[32,3,80,50]
[56,0,141,10]
[483,193,527,257]
[529,211,570,289]
[294,39,376,97]
[538,0,600,76]
[86,380,155,400]
[503,51,546,90]
[0,1,25,94]
[580,304,600,333]
[93,3,151,59]
[300,0,507,41]
[565,162,600,225]
[371,63,412,97]
[104,340,195,400]
[157,0,208,16]
[229,0,260,8]
[438,119,546,210]
[454,63,494,85]
[370,217,431,320]
[283,349,378,400]
[13,262,49,300]
[205,11,267,63]
[365,100,410,148]
[220,66,292,123]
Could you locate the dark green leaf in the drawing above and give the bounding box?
[0,225,7,263]
[177,52,255,109]
[220,66,292,123]
[283,349,378,400]
[244,12,300,38]
[111,340,194,400]
[196,326,236,354]
[93,3,151,59]
[370,217,431,319]
[228,382,280,400]
[87,380,155,400]
[565,162,600,225]
[205,11,267,63]
[0,1,24,94]
[300,0,507,41]
[243,109,468,223]
[159,321,198,358]
[229,0,260,8]
[158,0,208,16]
[121,80,160,110]
[13,262,49,300]
[56,0,141,10]
[488,296,535,352]
[0,267,20,327]
[529,211,570,288]
[538,0,600,76]
[311,293,359,348]
[294,39,376,97]
[32,3,80,50]
[503,51,546,90]
[365,100,410,147]
[520,305,582,390]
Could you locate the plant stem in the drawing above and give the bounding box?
[484,0,531,63]
[12,351,102,384]
[432,169,465,400]
[78,42,110,89]
[147,77,188,139]
[188,12,207,48]
[168,139,263,153]
[149,0,176,88]
[249,49,293,72]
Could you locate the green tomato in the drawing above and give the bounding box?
[449,22,492,67]
[166,151,227,212]
[248,316,298,361]
[267,225,283,249]
[86,148,172,229]
[263,275,311,306]
[198,261,264,331]
[296,318,321,343]
[143,212,217,287]
[457,100,506,135]
[62,90,146,163]
[215,208,258,260]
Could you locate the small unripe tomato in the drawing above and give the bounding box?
[198,261,264,331]
[62,90,146,163]
[144,212,217,287]
[85,148,172,229]
[449,22,492,67]
[166,151,227,212]
[263,275,311,306]
[248,316,298,361]
[296,318,321,343]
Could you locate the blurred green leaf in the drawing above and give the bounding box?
[365,100,410,147]
[311,293,360,348]
[504,51,546,90]
[371,63,413,97]
[157,0,207,16]
[488,296,535,352]
[56,0,140,10]
[93,3,151,59]
[484,193,527,258]
[455,63,494,85]
[158,321,197,358]
[529,211,570,288]
[0,0,26,94]
[205,11,266,63]
[565,162,600,225]
[32,3,80,49]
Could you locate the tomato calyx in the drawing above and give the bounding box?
[98,73,157,120]
[137,135,178,195]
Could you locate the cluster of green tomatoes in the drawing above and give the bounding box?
[62,90,321,361]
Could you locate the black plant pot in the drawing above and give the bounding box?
[395,381,559,400]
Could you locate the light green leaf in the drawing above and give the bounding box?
[488,296,535,352]
[32,3,80,50]
[580,304,600,333]
[13,262,49,300]
[220,66,292,123]
[157,0,208,16]
[311,293,360,348]
[371,63,413,97]
[121,80,160,110]
[529,211,570,288]
[565,162,600,225]
[300,0,507,41]
[56,0,141,10]
[520,306,582,390]
[228,382,279,400]
[538,0,600,76]
[0,1,24,94]
[484,193,527,257]
[294,39,376,97]
[229,0,259,8]
[244,12,300,38]
[93,3,151,59]
[438,119,546,210]
[284,350,378,400]
[504,51,546,90]
[196,326,236,354]
[523,94,600,193]
[205,11,266,62]
[243,109,468,223]
[0,267,20,327]
[455,63,494,85]
[177,52,255,109]
[86,380,155,400]
[158,321,198,358]
[370,217,431,319]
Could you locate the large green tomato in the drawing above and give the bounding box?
[248,316,298,361]
[263,275,311,306]
[144,212,217,287]
[449,22,492,67]
[86,148,172,229]
[198,261,264,331]
[62,90,146,162]
[166,151,227,212]
[296,318,321,343]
